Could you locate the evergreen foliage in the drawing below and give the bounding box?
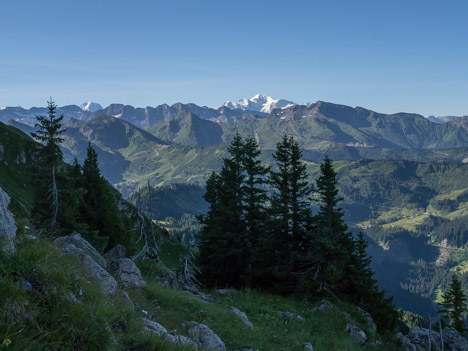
[441,274,468,335]
[30,101,142,253]
[198,134,399,333]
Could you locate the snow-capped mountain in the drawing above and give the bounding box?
[223,94,296,113]
[426,115,459,124]
[80,101,103,112]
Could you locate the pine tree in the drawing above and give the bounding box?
[31,98,66,232]
[441,274,468,335]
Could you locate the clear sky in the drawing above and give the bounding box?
[1,0,467,116]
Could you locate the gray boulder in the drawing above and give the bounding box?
[107,258,146,288]
[443,327,468,351]
[142,318,197,349]
[303,342,314,350]
[187,321,226,350]
[356,306,377,332]
[397,332,417,351]
[54,232,106,267]
[277,311,304,320]
[346,324,368,345]
[311,300,334,313]
[0,187,16,253]
[104,244,126,261]
[229,306,253,328]
[60,243,118,295]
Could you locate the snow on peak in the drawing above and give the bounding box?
[80,101,103,112]
[223,94,296,113]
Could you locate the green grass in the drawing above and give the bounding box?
[129,260,402,351]
[0,236,186,351]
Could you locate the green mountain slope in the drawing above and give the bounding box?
[147,110,224,147]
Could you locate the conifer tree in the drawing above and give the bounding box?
[197,134,247,287]
[350,232,398,332]
[314,156,355,294]
[31,98,66,232]
[81,143,125,251]
[241,138,269,251]
[441,274,468,335]
[267,135,313,292]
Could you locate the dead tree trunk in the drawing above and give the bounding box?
[50,166,59,231]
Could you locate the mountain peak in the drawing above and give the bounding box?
[223,94,296,113]
[80,101,103,112]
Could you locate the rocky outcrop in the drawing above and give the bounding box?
[54,232,106,267]
[356,306,376,332]
[346,324,368,345]
[276,311,304,320]
[229,306,253,328]
[187,321,226,351]
[60,243,118,295]
[104,244,126,261]
[398,326,468,351]
[54,233,117,295]
[107,258,146,288]
[143,318,197,348]
[0,187,16,253]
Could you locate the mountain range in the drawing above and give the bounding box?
[3,94,468,319]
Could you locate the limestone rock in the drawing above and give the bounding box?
[229,306,253,328]
[346,324,368,345]
[143,318,197,349]
[0,187,16,253]
[311,300,334,313]
[277,311,304,320]
[60,243,117,295]
[114,289,134,310]
[356,306,376,332]
[107,258,146,288]
[443,327,468,351]
[54,232,106,267]
[187,321,226,351]
[104,244,126,261]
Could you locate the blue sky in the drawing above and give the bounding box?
[1,0,467,116]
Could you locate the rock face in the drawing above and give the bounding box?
[107,258,146,288]
[187,322,226,351]
[54,232,106,267]
[0,187,17,253]
[229,306,253,328]
[346,324,367,345]
[398,326,468,351]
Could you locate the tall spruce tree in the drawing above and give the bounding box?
[350,232,398,332]
[197,134,247,287]
[267,135,313,292]
[31,98,66,232]
[441,274,468,335]
[303,156,354,295]
[81,143,125,251]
